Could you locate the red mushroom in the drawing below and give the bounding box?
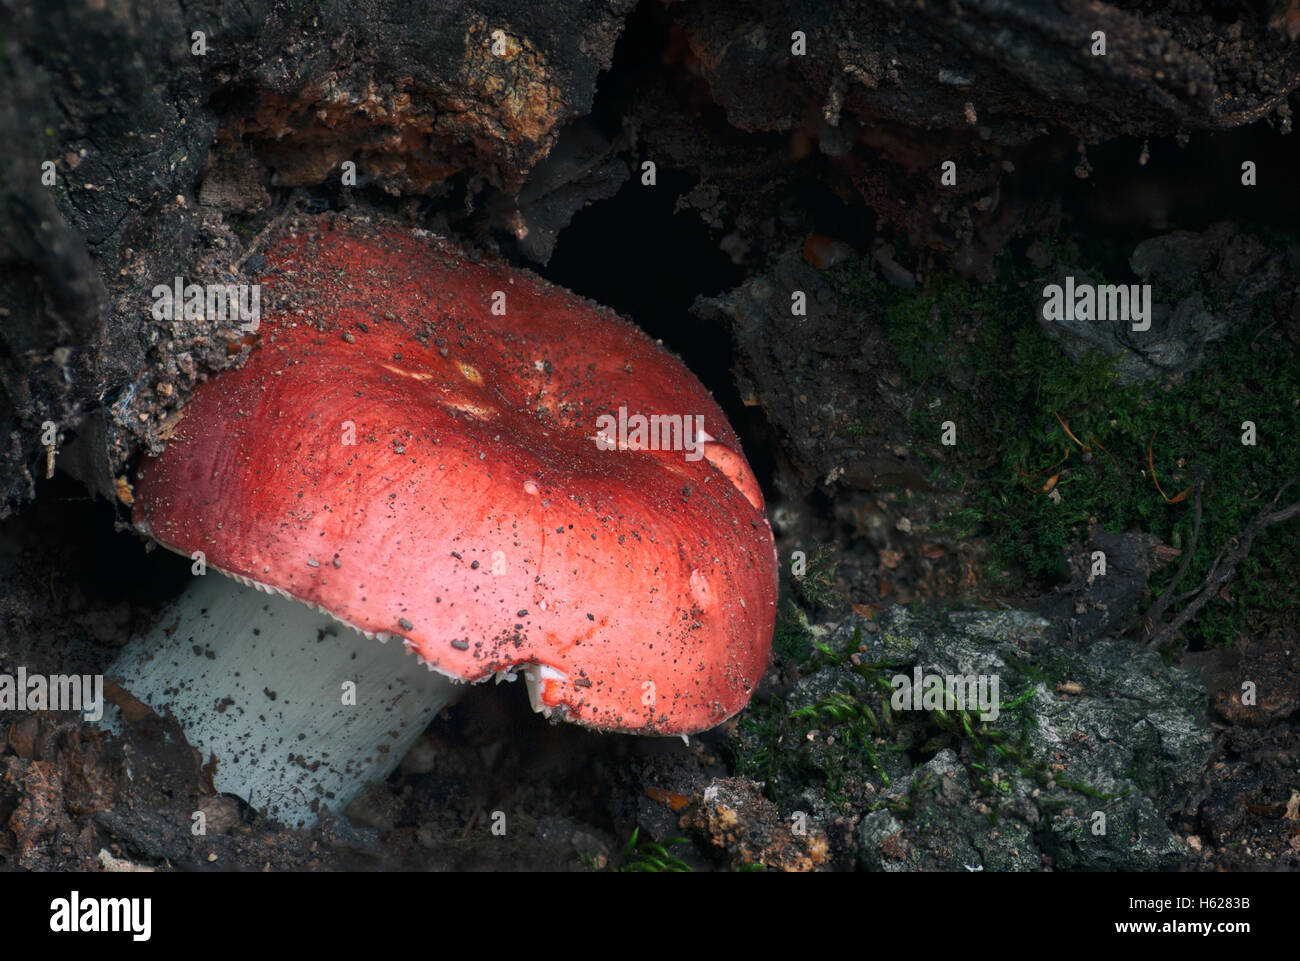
[110,216,777,824]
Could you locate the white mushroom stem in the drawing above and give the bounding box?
[103,573,463,828]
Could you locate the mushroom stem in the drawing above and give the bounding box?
[105,574,463,827]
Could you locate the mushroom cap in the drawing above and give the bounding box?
[134,217,777,735]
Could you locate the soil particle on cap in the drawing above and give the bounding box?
[451,639,470,650]
[398,618,414,631]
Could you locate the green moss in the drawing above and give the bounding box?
[616,827,693,872]
[832,239,1300,647]
[726,641,1124,828]
[724,626,905,810]
[789,543,838,611]
[771,599,815,665]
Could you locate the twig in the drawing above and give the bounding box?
[234,191,303,271]
[1212,71,1300,127]
[1147,475,1300,649]
[1135,468,1204,641]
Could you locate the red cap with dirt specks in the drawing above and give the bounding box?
[133,217,777,735]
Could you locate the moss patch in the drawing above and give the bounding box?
[834,241,1300,647]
